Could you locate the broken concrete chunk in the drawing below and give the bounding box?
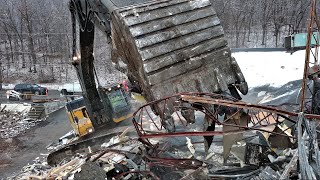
[74,161,106,180]
[180,167,209,180]
[258,167,280,180]
[186,137,195,156]
[97,152,126,164]
[101,136,129,148]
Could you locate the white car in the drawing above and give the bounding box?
[58,82,82,95]
[6,90,22,100]
[2,83,14,90]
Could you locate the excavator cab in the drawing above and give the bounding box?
[66,84,132,137]
[66,98,94,137]
[98,83,132,123]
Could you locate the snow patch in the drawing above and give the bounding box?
[233,50,305,88]
[258,89,297,104]
[257,91,267,97]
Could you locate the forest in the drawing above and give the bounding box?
[0,0,312,83]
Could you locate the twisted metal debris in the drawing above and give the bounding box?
[131,92,320,178]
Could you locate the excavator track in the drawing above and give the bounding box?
[111,0,248,103]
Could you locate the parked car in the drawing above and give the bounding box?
[58,82,82,95]
[14,83,48,95]
[2,83,14,90]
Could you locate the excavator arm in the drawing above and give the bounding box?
[69,0,110,127]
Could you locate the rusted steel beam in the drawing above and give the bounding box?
[181,95,296,116]
[180,95,320,120]
[139,125,294,139]
[132,92,236,116]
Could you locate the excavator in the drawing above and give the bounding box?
[68,0,248,132]
[47,0,248,165]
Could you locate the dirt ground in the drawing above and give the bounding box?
[0,108,72,179]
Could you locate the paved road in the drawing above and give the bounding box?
[0,108,72,179]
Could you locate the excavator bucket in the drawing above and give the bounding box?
[111,0,248,103]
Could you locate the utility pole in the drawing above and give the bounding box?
[300,0,320,114]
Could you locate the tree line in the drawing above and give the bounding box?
[0,0,313,84]
[0,0,72,83]
[212,0,310,48]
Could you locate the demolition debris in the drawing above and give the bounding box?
[5,92,319,179]
[0,104,46,139]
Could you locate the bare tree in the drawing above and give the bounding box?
[270,0,289,47]
[259,0,274,46]
[19,0,37,72]
[0,4,14,65]
[229,1,248,47]
[1,0,27,68]
[288,0,310,34]
[245,1,256,42]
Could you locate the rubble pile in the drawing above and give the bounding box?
[7,155,52,180]
[9,130,313,180]
[10,134,157,180]
[9,128,320,179]
[7,93,320,179]
[0,105,44,139]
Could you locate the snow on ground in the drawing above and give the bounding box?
[233,50,306,88]
[2,50,307,92]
